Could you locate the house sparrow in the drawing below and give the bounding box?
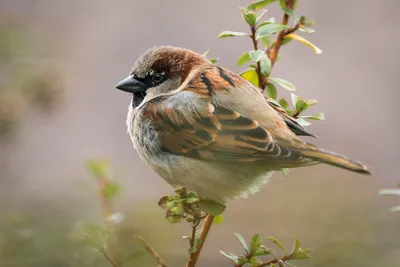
[116,46,370,203]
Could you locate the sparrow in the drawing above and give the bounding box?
[116,46,370,203]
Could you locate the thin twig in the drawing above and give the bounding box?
[250,26,265,89]
[268,0,297,67]
[254,254,291,267]
[134,234,167,267]
[186,214,215,267]
[100,249,120,267]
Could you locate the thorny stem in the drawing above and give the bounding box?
[134,234,167,267]
[186,214,215,267]
[268,0,297,67]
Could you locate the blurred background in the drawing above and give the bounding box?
[0,0,399,266]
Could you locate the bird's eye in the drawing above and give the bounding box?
[152,73,163,83]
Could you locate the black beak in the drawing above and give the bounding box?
[115,76,146,93]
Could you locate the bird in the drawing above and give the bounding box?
[115,46,370,203]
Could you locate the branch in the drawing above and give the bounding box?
[268,0,297,67]
[250,26,265,89]
[186,214,215,267]
[254,255,291,267]
[100,248,120,267]
[134,234,167,267]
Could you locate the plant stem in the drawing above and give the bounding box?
[134,234,167,267]
[186,215,215,267]
[250,25,265,90]
[253,254,291,267]
[268,0,296,66]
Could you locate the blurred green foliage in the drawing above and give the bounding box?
[0,24,62,140]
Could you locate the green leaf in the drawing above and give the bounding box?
[389,205,400,212]
[220,250,238,263]
[188,246,197,254]
[250,257,263,266]
[267,236,285,252]
[256,9,269,24]
[265,83,277,99]
[241,8,257,26]
[296,118,311,127]
[290,93,298,107]
[234,233,249,253]
[202,49,211,57]
[249,50,266,62]
[253,247,270,256]
[250,234,264,255]
[295,97,309,114]
[260,56,271,76]
[257,17,276,28]
[210,58,219,63]
[86,159,109,180]
[282,36,294,46]
[278,0,286,9]
[300,112,325,120]
[292,238,301,253]
[379,189,400,196]
[278,98,288,109]
[285,33,322,54]
[282,168,289,177]
[258,35,272,47]
[282,7,299,22]
[186,191,199,203]
[240,69,259,87]
[212,214,224,225]
[102,182,120,200]
[306,99,318,106]
[248,0,276,10]
[292,248,312,260]
[198,199,226,215]
[218,31,249,38]
[269,77,296,91]
[237,52,251,66]
[238,256,248,265]
[256,24,287,40]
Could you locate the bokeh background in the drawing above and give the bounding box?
[0,0,399,266]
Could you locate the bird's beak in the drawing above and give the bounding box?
[115,76,146,93]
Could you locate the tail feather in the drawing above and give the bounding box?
[300,147,371,174]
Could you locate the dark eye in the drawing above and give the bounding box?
[152,73,163,83]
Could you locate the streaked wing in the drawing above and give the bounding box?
[142,97,303,163]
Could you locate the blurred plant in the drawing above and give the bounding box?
[0,24,62,140]
[379,183,400,212]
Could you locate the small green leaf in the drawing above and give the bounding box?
[257,17,276,28]
[296,118,311,127]
[238,256,248,265]
[256,24,287,40]
[258,35,272,47]
[186,191,199,203]
[292,238,301,253]
[210,58,219,63]
[278,0,286,9]
[240,69,259,87]
[250,234,264,255]
[248,0,276,10]
[282,36,294,46]
[165,200,177,209]
[300,112,325,120]
[253,247,270,256]
[182,235,190,239]
[282,168,289,177]
[102,182,120,200]
[241,8,257,26]
[86,159,109,180]
[269,77,296,91]
[188,246,197,254]
[256,9,269,24]
[267,236,285,252]
[290,93,298,107]
[292,248,312,260]
[250,257,263,266]
[218,31,249,38]
[220,251,238,263]
[198,199,226,215]
[295,97,309,114]
[389,205,400,212]
[212,214,224,225]
[285,33,323,54]
[248,50,265,62]
[265,83,277,99]
[260,56,271,76]
[202,49,211,57]
[234,233,249,253]
[237,52,251,66]
[282,7,299,22]
[306,99,318,106]
[379,189,400,196]
[278,98,288,109]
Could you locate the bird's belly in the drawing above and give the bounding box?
[145,152,274,203]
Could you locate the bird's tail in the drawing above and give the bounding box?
[300,146,371,174]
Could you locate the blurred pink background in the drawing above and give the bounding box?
[0,1,399,266]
